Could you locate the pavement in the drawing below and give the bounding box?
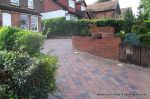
[42,39,150,99]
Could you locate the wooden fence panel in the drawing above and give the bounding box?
[119,44,150,67]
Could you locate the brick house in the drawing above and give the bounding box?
[0,0,42,32]
[86,0,121,19]
[41,0,93,20]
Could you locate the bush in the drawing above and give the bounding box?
[42,18,124,38]
[15,30,45,56]
[139,34,150,46]
[115,30,126,40]
[123,33,140,46]
[0,51,58,99]
[0,27,58,99]
[0,27,45,56]
[0,27,21,51]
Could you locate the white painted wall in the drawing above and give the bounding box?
[41,10,68,20]
[2,13,12,26]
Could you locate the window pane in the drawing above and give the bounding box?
[11,0,19,6]
[28,0,34,9]
[31,16,38,31]
[20,14,29,29]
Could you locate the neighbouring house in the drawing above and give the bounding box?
[120,7,133,19]
[0,0,42,32]
[41,0,92,20]
[86,0,121,19]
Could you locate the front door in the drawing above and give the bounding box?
[2,13,11,26]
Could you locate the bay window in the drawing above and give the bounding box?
[31,16,38,31]
[20,14,29,29]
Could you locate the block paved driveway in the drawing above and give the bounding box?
[42,39,150,99]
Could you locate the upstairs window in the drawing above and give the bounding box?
[10,0,19,6]
[68,0,75,8]
[28,0,34,9]
[81,5,85,11]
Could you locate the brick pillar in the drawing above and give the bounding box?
[11,12,20,27]
[38,17,42,32]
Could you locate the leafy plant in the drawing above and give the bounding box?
[0,27,21,51]
[15,30,45,56]
[139,34,150,46]
[123,33,140,46]
[115,30,126,40]
[0,51,58,99]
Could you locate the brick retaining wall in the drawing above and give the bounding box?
[72,36,121,60]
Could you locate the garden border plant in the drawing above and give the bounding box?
[0,27,58,99]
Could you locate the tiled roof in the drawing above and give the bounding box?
[86,0,118,12]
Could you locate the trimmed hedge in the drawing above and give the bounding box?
[42,17,124,38]
[139,33,150,46]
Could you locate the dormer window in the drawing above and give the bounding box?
[10,0,19,6]
[68,0,75,8]
[28,0,34,9]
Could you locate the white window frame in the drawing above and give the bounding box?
[31,16,38,32]
[68,0,75,8]
[81,5,85,11]
[10,0,19,6]
[28,0,34,9]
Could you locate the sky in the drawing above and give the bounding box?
[84,0,140,14]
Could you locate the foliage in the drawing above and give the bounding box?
[132,13,148,34]
[42,17,124,37]
[0,27,21,51]
[15,30,45,56]
[0,27,58,99]
[141,0,150,19]
[115,30,126,40]
[123,33,140,46]
[123,9,135,33]
[0,51,57,99]
[0,27,45,56]
[139,33,150,46]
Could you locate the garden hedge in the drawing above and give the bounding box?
[42,17,124,38]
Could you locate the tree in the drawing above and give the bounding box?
[123,9,135,33]
[141,0,150,19]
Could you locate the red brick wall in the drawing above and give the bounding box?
[95,11,114,19]
[11,12,20,27]
[90,26,115,38]
[72,36,121,60]
[42,0,62,12]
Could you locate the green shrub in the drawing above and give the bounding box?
[124,33,140,46]
[42,18,124,37]
[0,27,45,56]
[0,51,58,99]
[0,27,21,51]
[15,30,45,56]
[139,34,150,46]
[115,30,126,40]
